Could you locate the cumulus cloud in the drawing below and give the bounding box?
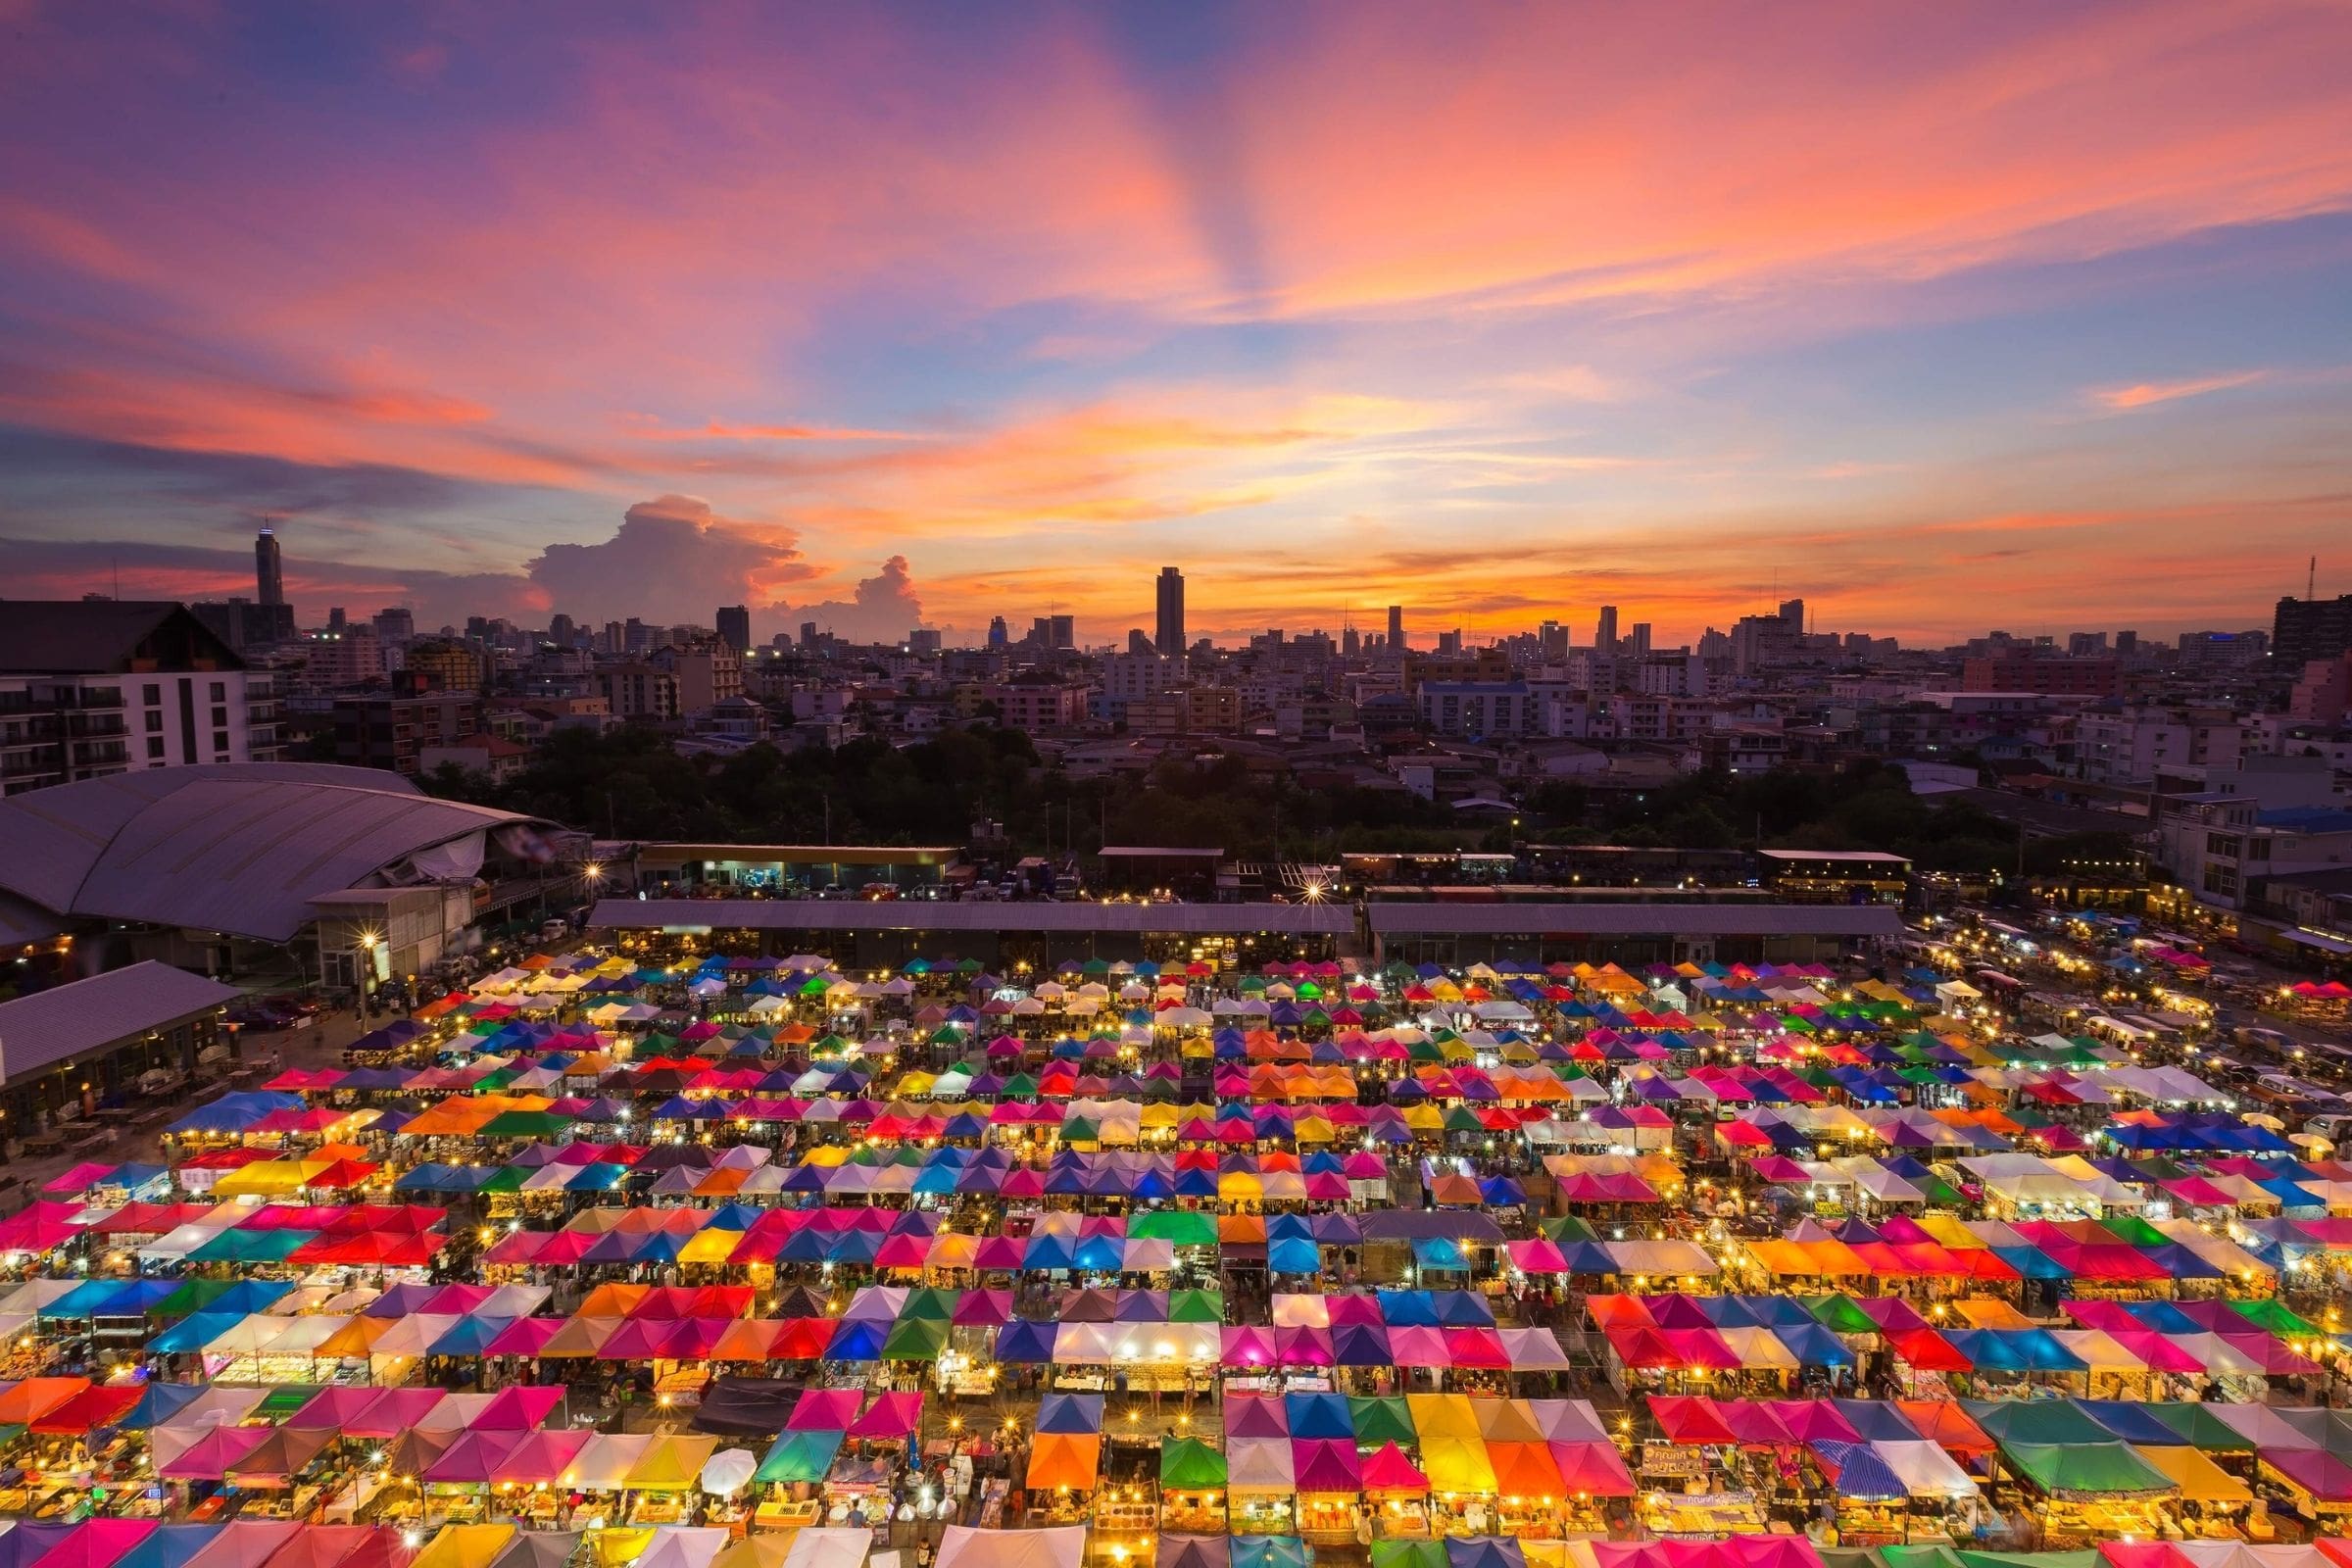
[525,494,820,626]
[766,555,927,644]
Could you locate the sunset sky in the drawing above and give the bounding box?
[3,2,2350,646]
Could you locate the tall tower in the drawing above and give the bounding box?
[255,525,284,607]
[1594,605,1618,654]
[1156,566,1186,655]
[1387,605,1404,650]
[715,605,752,653]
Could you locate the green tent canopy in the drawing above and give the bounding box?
[1803,1295,1881,1336]
[1167,1290,1226,1323]
[900,1287,958,1321]
[1160,1438,1228,1491]
[1998,1441,2174,1498]
[1347,1396,1417,1446]
[2142,1402,2258,1452]
[879,1317,949,1362]
[1132,1213,1219,1248]
[757,1431,844,1485]
[479,1109,572,1139]
[2227,1298,2324,1338]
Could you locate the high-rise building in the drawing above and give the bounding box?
[1387,606,1404,650]
[1155,566,1185,655]
[326,607,347,632]
[1538,620,1569,660]
[255,525,284,607]
[1594,606,1619,655]
[715,605,752,653]
[373,607,416,643]
[1050,614,1075,650]
[1629,622,1651,658]
[907,628,942,657]
[1778,598,1805,633]
[987,616,1009,650]
[548,612,576,649]
[2275,593,2352,668]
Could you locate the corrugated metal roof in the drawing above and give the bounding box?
[591,898,1353,936]
[0,960,240,1081]
[1364,902,1907,937]
[0,764,536,943]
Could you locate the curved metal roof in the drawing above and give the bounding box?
[0,763,540,942]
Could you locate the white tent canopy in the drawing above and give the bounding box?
[935,1528,1085,1568]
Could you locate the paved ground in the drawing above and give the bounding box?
[6,1003,381,1196]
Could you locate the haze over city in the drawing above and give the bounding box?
[4,2,2350,645]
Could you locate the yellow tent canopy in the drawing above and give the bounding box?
[591,1531,656,1568]
[2139,1446,2252,1503]
[625,1434,718,1491]
[412,1526,517,1568]
[710,1540,795,1568]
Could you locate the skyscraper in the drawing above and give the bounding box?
[987,616,1009,650]
[2276,593,2352,667]
[1594,605,1618,654]
[1155,566,1185,655]
[1387,605,1404,650]
[1629,622,1651,657]
[255,525,284,607]
[715,605,752,653]
[1050,614,1075,650]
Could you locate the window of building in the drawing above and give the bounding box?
[147,737,166,760]
[214,730,230,754]
[146,710,163,732]
[143,683,161,706]
[211,706,227,727]
[210,682,225,702]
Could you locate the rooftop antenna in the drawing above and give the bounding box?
[2312,556,2319,601]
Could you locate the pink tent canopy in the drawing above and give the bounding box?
[1359,1442,1430,1494]
[787,1388,863,1432]
[473,1385,566,1430]
[848,1392,924,1441]
[1290,1439,1363,1493]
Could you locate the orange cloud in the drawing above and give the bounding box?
[2091,370,2268,410]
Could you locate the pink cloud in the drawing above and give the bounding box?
[2091,370,2268,411]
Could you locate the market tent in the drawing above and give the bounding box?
[1155,1543,1229,1568]
[755,1432,844,1487]
[1027,1434,1102,1492]
[1161,1438,1228,1491]
[487,1535,583,1568]
[773,1533,870,1568]
[181,1525,302,1568]
[109,1528,221,1568]
[1999,1442,2174,1497]
[2134,1446,2254,1503]
[406,1532,516,1568]
[933,1528,1086,1568]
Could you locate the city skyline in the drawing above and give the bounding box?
[2,4,2350,643]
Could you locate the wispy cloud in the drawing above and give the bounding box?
[2090,370,2267,411]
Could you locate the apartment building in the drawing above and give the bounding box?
[0,602,280,796]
